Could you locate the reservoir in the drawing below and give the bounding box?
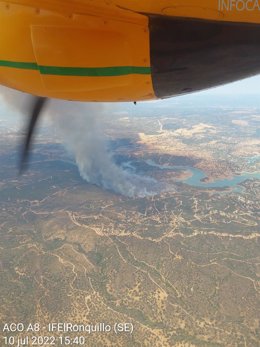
[145,159,260,189]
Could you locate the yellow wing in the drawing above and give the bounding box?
[1,0,260,101]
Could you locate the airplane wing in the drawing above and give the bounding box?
[1,0,260,169]
[1,0,260,101]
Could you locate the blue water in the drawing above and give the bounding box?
[247,155,260,165]
[145,160,260,189]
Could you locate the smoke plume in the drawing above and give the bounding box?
[48,100,158,197]
[0,87,160,198]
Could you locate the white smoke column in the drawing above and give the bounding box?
[48,100,158,198]
[0,86,162,197]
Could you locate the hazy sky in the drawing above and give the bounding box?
[198,74,260,95]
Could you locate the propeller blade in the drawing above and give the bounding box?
[19,96,47,174]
